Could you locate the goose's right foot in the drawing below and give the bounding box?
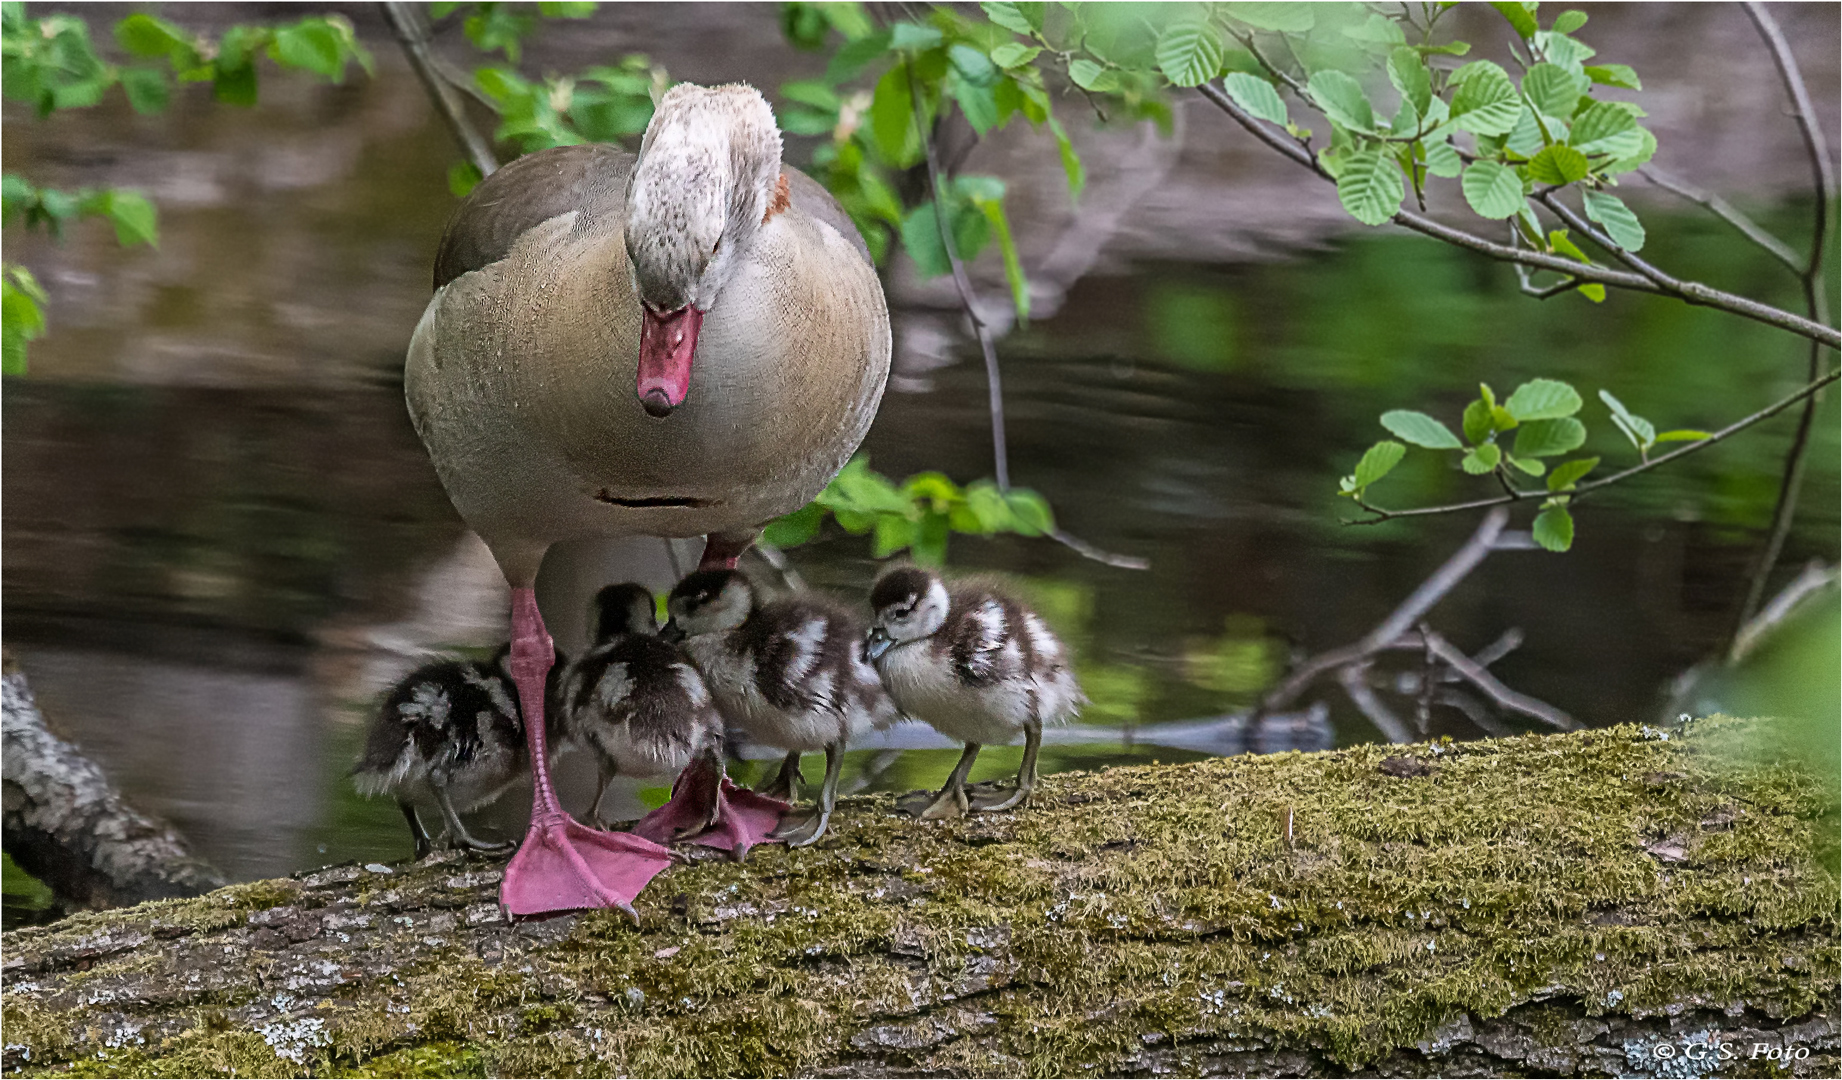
[501,811,676,920]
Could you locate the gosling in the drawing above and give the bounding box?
[353,646,557,858]
[556,582,784,857]
[866,567,1084,818]
[665,569,899,846]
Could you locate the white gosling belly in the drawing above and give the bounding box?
[876,643,1029,746]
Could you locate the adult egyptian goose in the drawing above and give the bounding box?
[556,582,785,857]
[353,646,556,859]
[663,569,900,846]
[866,567,1086,818]
[406,82,891,916]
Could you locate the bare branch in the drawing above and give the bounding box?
[1351,366,1841,523]
[1421,628,1577,730]
[381,2,499,179]
[1637,165,1802,274]
[1195,83,1841,348]
[1337,663,1414,744]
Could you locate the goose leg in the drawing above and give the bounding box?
[401,801,433,861]
[970,719,1041,812]
[698,529,758,571]
[756,751,803,802]
[500,587,676,920]
[434,785,514,854]
[633,748,790,860]
[772,742,842,847]
[902,743,980,820]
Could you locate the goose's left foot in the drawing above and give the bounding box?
[768,742,842,847]
[635,751,787,860]
[967,783,1031,812]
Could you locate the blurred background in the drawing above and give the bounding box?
[3,3,1836,909]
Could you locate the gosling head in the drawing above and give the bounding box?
[591,582,658,643]
[625,82,784,418]
[662,569,756,642]
[865,566,951,660]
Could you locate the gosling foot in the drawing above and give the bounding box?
[900,783,969,820]
[967,781,1032,813]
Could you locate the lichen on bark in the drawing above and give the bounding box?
[2,717,1836,1078]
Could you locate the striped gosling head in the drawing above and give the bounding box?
[664,569,755,640]
[591,582,658,644]
[866,566,951,659]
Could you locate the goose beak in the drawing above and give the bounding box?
[638,305,704,417]
[864,627,893,661]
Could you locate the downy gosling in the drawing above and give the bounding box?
[353,646,559,858]
[866,567,1085,818]
[556,582,784,857]
[665,569,899,846]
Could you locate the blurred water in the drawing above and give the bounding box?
[3,3,1836,894]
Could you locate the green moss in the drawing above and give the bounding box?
[4,719,1836,1077]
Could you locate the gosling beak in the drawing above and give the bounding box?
[660,620,686,644]
[864,627,893,661]
[637,304,704,417]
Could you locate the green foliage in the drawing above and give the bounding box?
[473,54,663,154]
[3,173,158,374]
[1345,376,1711,551]
[2,263,47,376]
[762,456,1054,566]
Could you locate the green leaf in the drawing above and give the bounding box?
[1422,137,1462,178]
[1522,62,1588,119]
[1583,189,1645,251]
[1488,0,1538,38]
[1532,505,1574,551]
[970,187,1030,322]
[1335,148,1403,226]
[1548,229,1590,263]
[1307,69,1374,133]
[1068,58,1119,93]
[888,21,941,51]
[1448,61,1520,136]
[1380,409,1463,449]
[1352,440,1407,488]
[1222,2,1315,32]
[1599,389,1657,449]
[1546,456,1599,492]
[1461,160,1524,219]
[1155,21,1225,88]
[1551,10,1589,33]
[1568,100,1641,156]
[1577,282,1606,302]
[1222,71,1287,125]
[1462,398,1495,445]
[86,189,157,247]
[1508,455,1546,477]
[1526,144,1590,185]
[962,481,1014,532]
[981,0,1043,36]
[1512,417,1586,458]
[990,42,1039,68]
[1461,443,1502,474]
[1654,429,1712,443]
[900,201,951,279]
[872,513,917,558]
[447,160,482,197]
[1004,488,1055,535]
[1505,378,1582,421]
[270,21,344,80]
[1047,116,1085,199]
[1603,126,1657,175]
[1584,64,1641,90]
[1386,48,1432,117]
[869,62,918,165]
[213,60,258,106]
[118,67,169,114]
[1532,30,1594,71]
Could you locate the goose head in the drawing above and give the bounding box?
[865,566,951,659]
[662,568,756,641]
[592,582,659,642]
[625,82,784,418]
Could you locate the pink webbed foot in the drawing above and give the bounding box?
[634,753,789,861]
[501,811,677,921]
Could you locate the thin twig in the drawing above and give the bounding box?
[908,60,1147,571]
[1351,365,1841,522]
[1730,560,1836,662]
[1731,1,1838,646]
[1638,165,1802,274]
[1196,82,1840,348]
[1434,688,1514,737]
[382,2,499,179]
[1259,508,1510,714]
[1337,663,1413,743]
[1421,628,1577,730]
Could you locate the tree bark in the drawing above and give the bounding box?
[2,670,225,916]
[1,718,1835,1078]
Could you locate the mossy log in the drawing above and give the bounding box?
[2,719,1836,1078]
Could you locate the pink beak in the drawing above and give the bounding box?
[637,305,703,418]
